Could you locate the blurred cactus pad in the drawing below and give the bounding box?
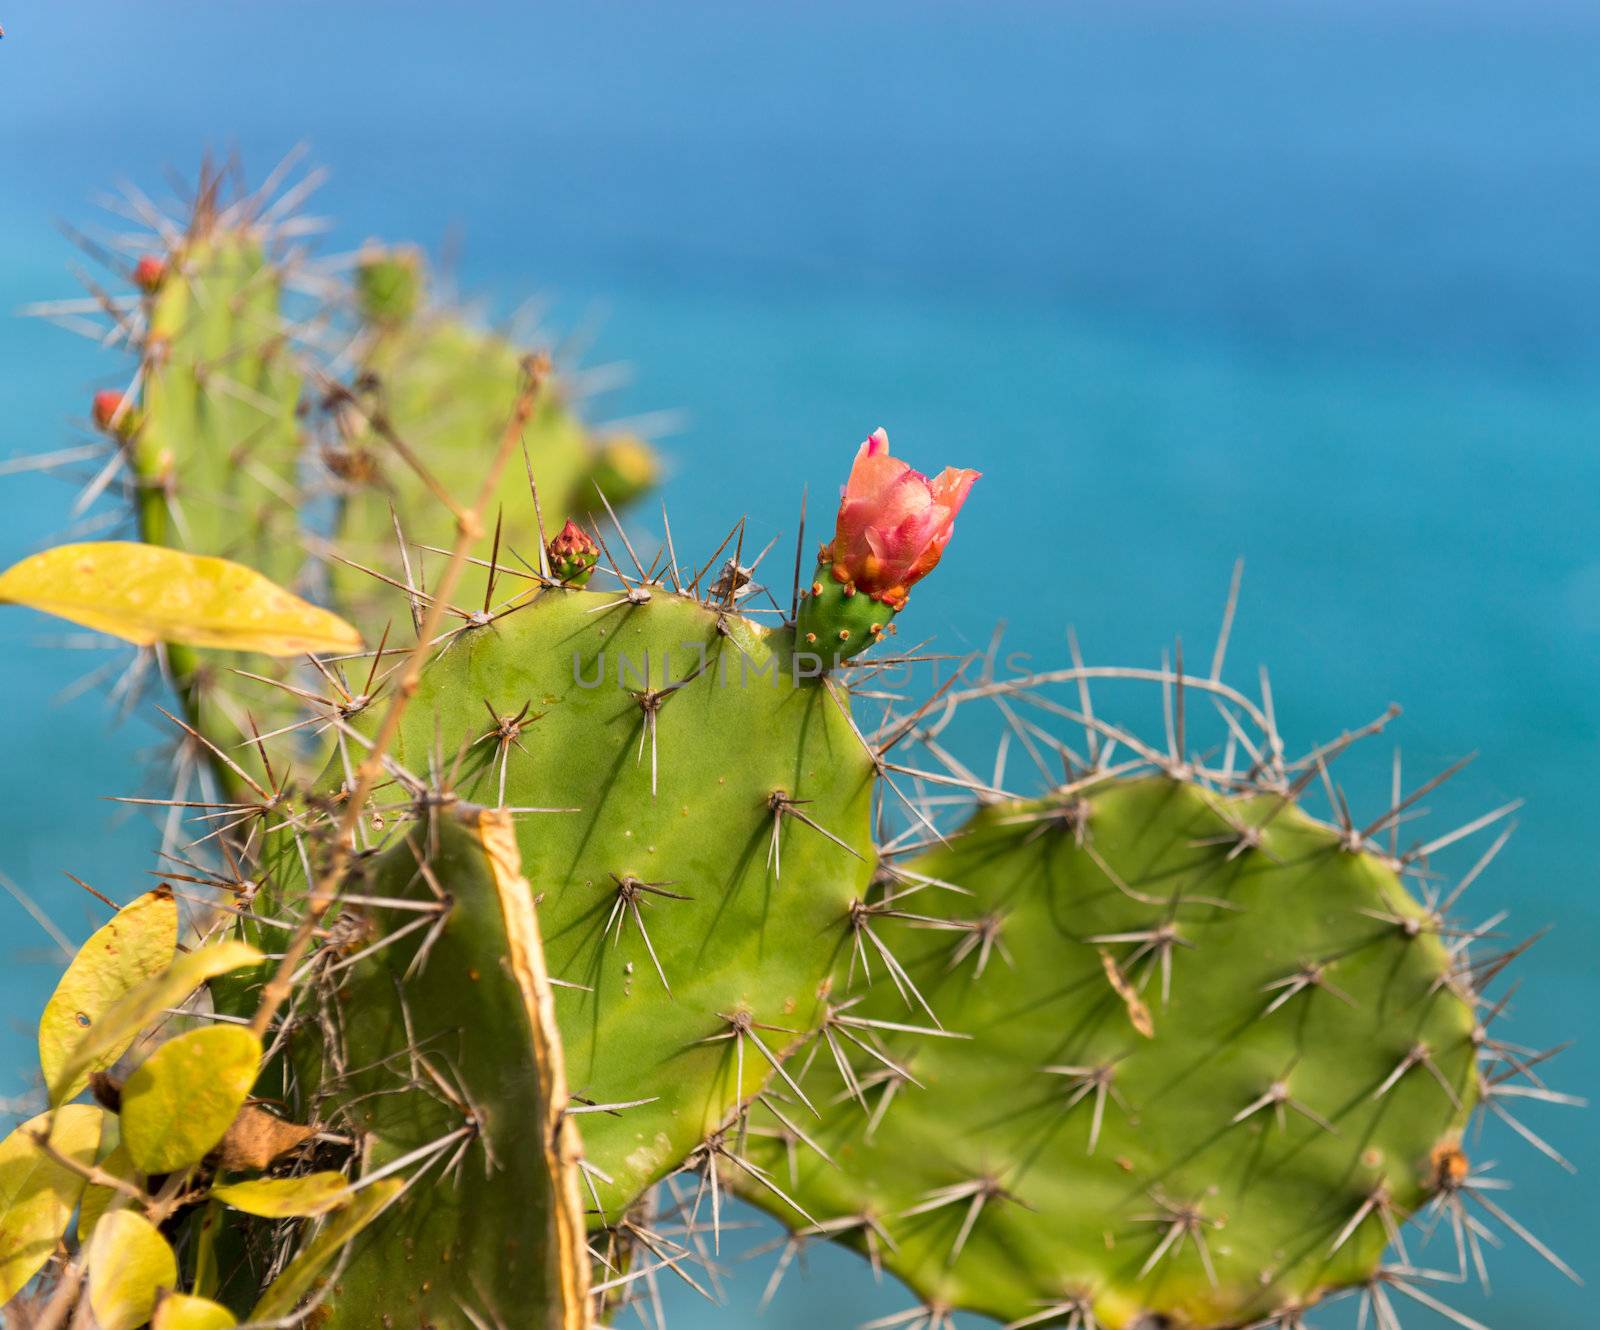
[0,157,1579,1330]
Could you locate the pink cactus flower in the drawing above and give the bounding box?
[823,428,979,609]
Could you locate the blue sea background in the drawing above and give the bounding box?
[1,2,1595,1325]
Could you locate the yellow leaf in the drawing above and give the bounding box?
[49,940,264,1106]
[212,1171,350,1218]
[87,1210,177,1330]
[248,1179,402,1322]
[0,1105,105,1302]
[121,1026,262,1174]
[152,1291,237,1330]
[40,889,179,1103]
[0,541,363,656]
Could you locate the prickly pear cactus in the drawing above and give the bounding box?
[3,157,1575,1330]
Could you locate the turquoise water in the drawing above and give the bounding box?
[1,3,1596,1325]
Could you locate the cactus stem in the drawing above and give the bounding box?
[248,359,548,1040]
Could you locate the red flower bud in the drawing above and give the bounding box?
[92,390,133,434]
[548,518,600,587]
[132,255,166,293]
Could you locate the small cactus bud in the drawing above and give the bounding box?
[92,390,139,436]
[132,254,166,293]
[547,518,599,587]
[354,246,425,325]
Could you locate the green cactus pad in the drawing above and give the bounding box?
[739,776,1480,1328]
[299,804,590,1329]
[257,587,874,1224]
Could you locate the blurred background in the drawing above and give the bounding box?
[0,2,1595,1326]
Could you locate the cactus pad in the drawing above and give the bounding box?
[739,771,1495,1328]
[297,804,590,1329]
[355,588,877,1219]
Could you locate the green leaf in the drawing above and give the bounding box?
[76,1141,140,1243]
[86,1209,177,1330]
[247,1179,402,1322]
[0,541,363,656]
[48,939,263,1106]
[0,1105,104,1302]
[152,1291,237,1330]
[39,889,179,1102]
[121,1025,262,1174]
[211,1171,350,1218]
